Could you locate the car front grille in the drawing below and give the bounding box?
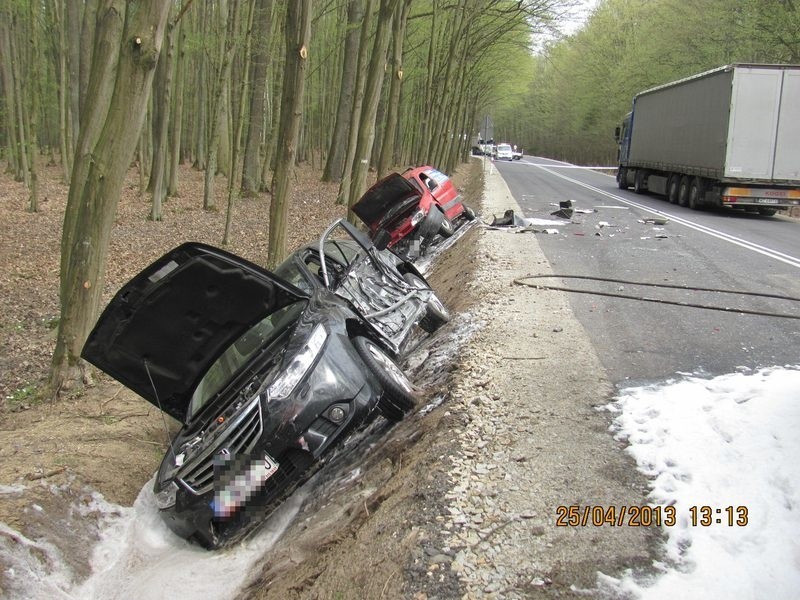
[179,399,263,495]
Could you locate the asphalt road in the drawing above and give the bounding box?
[488,155,800,386]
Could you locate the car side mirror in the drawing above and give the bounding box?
[373,229,391,251]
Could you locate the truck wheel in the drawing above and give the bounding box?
[758,207,777,216]
[633,170,646,194]
[678,176,690,207]
[617,168,628,190]
[667,175,680,204]
[688,177,704,210]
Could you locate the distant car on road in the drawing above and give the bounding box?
[495,143,513,161]
[352,166,475,260]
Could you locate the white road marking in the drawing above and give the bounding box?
[528,163,800,269]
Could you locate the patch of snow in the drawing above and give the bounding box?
[600,366,800,599]
[2,479,309,600]
[0,521,75,599]
[74,481,308,599]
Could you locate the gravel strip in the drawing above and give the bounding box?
[435,163,659,598]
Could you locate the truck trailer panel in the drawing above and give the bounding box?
[630,67,731,177]
[726,67,783,180]
[773,70,800,180]
[618,64,800,213]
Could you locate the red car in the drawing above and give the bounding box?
[352,166,475,259]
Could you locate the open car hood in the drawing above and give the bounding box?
[81,243,309,423]
[351,173,422,231]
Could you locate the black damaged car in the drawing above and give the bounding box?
[81,219,448,548]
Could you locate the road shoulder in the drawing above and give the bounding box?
[436,161,658,597]
[241,160,660,600]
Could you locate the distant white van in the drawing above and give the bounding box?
[495,143,513,161]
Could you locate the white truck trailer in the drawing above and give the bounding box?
[615,64,800,215]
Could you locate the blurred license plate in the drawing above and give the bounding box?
[757,198,780,204]
[214,454,279,517]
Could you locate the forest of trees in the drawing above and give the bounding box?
[1,0,797,396]
[491,0,800,165]
[0,0,559,396]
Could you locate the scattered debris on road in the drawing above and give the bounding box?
[550,200,574,219]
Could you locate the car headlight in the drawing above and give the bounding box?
[410,209,426,227]
[267,324,327,401]
[155,481,179,509]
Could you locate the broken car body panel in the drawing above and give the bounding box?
[352,166,469,259]
[81,219,447,548]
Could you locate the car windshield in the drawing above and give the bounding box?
[275,240,363,292]
[187,300,307,419]
[498,144,511,152]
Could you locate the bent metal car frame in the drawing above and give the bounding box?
[81,218,448,548]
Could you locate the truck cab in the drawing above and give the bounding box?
[615,112,632,164]
[615,112,633,189]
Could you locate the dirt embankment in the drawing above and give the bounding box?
[1,159,658,599]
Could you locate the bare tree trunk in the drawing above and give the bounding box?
[203,0,240,210]
[0,20,21,178]
[241,0,274,197]
[259,12,284,192]
[322,0,363,183]
[414,0,438,164]
[267,0,312,269]
[432,15,468,169]
[26,0,41,212]
[50,0,171,398]
[167,17,185,196]
[345,0,400,210]
[10,12,30,187]
[336,0,375,206]
[149,15,177,221]
[223,0,256,245]
[377,0,411,178]
[78,0,97,133]
[138,108,151,193]
[427,0,466,164]
[65,0,80,159]
[192,49,207,169]
[52,0,71,181]
[217,85,231,177]
[259,66,280,191]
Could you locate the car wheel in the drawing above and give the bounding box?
[439,215,454,237]
[353,337,417,421]
[403,273,450,333]
[463,205,476,221]
[758,207,777,216]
